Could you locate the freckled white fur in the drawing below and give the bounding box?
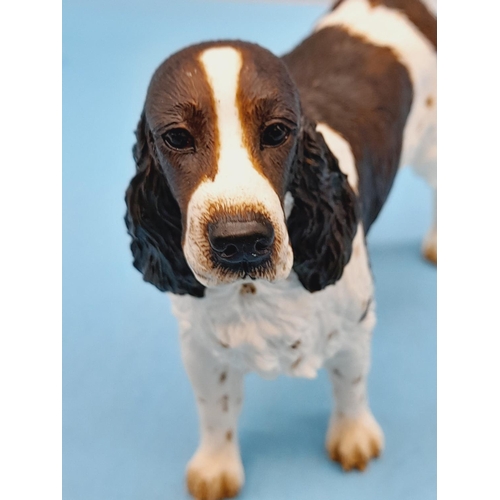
[182,336,245,497]
[174,103,375,476]
[172,218,374,380]
[183,47,293,286]
[173,221,377,489]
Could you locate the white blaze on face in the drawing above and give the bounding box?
[183,46,293,287]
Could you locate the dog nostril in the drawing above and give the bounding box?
[221,244,238,258]
[255,239,271,253]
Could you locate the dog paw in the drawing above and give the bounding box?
[186,448,244,500]
[326,410,384,471]
[423,244,437,264]
[422,229,437,265]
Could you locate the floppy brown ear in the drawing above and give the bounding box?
[287,118,359,292]
[124,112,205,297]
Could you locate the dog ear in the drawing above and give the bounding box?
[287,118,359,292]
[124,112,205,297]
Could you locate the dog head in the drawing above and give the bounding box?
[125,41,358,296]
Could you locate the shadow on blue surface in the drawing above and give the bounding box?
[63,1,436,499]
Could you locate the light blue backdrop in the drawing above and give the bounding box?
[63,1,436,499]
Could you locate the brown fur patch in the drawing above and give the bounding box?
[240,283,257,295]
[291,357,302,370]
[290,340,301,349]
[426,95,434,107]
[144,43,222,218]
[219,372,227,384]
[282,27,413,232]
[226,430,233,442]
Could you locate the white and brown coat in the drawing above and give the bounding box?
[125,1,436,499]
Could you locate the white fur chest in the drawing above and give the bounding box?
[170,225,374,379]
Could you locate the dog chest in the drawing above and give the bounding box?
[170,232,374,379]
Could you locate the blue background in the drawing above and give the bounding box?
[63,1,436,499]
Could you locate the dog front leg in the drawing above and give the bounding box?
[324,320,384,472]
[181,338,245,500]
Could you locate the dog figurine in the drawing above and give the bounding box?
[125,0,436,498]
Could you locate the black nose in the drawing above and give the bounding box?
[208,219,275,265]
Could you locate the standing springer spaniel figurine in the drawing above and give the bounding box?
[125,0,436,498]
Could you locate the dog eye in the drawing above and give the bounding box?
[162,128,195,151]
[261,123,290,148]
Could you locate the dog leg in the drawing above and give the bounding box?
[411,126,437,265]
[324,326,384,472]
[181,340,245,500]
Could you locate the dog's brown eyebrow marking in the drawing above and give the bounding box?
[226,430,233,442]
[290,340,301,349]
[142,45,221,218]
[150,102,203,133]
[425,95,434,107]
[359,298,372,322]
[219,372,227,384]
